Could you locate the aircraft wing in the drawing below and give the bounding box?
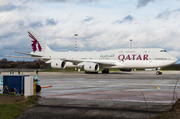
[5,55,123,67]
[62,59,123,66]
[44,58,122,67]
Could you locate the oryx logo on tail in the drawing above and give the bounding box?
[28,31,42,52]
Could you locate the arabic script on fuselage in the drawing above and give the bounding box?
[100,54,115,58]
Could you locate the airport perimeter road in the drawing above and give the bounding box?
[4,71,180,119]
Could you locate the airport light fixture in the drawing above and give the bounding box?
[130,39,133,48]
[74,34,78,51]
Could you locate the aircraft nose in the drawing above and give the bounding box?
[172,57,178,63]
[175,57,178,63]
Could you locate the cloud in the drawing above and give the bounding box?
[29,21,44,27]
[114,15,135,24]
[0,0,25,12]
[29,18,58,28]
[78,0,100,3]
[83,16,94,22]
[43,0,72,2]
[44,0,99,3]
[137,0,155,8]
[156,9,180,19]
[22,0,99,3]
[46,18,58,26]
[168,51,180,58]
[1,0,180,62]
[0,4,22,12]
[0,0,10,6]
[17,20,25,28]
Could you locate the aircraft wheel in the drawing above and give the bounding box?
[105,69,109,74]
[106,69,109,74]
[156,71,159,75]
[36,85,41,92]
[156,71,162,75]
[102,70,105,74]
[102,69,109,74]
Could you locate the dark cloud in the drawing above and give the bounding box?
[156,10,171,19]
[114,15,135,24]
[19,0,67,2]
[29,21,44,28]
[0,32,29,51]
[0,4,22,11]
[17,21,25,28]
[43,0,70,2]
[83,16,94,22]
[46,18,58,26]
[137,0,155,8]
[23,0,99,3]
[78,0,100,3]
[156,9,180,19]
[43,0,99,3]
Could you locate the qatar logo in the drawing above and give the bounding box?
[56,63,58,66]
[28,32,42,52]
[118,54,148,62]
[89,66,91,69]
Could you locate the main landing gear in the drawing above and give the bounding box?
[85,71,98,74]
[102,69,109,74]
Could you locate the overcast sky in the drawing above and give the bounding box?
[1,0,180,63]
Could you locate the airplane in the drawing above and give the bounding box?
[5,30,178,75]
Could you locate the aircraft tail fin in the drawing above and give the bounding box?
[28,30,52,53]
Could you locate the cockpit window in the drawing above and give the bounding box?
[160,50,167,52]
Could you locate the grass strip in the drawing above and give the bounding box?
[0,94,39,119]
[41,68,122,72]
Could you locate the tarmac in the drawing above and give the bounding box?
[1,71,180,119]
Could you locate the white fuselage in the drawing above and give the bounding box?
[31,48,177,69]
[7,30,177,73]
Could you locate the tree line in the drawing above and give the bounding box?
[0,58,179,70]
[0,58,50,69]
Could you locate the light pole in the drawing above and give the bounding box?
[130,39,133,48]
[74,34,78,52]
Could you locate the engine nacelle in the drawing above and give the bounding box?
[51,60,66,69]
[120,68,132,72]
[84,62,99,72]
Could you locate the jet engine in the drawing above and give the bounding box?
[120,68,132,72]
[51,60,66,69]
[84,62,99,72]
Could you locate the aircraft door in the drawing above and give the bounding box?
[148,51,153,65]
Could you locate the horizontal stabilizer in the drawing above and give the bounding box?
[14,51,43,57]
[4,55,50,60]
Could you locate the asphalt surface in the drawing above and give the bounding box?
[1,71,180,119]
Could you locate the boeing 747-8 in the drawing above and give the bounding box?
[5,30,178,75]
